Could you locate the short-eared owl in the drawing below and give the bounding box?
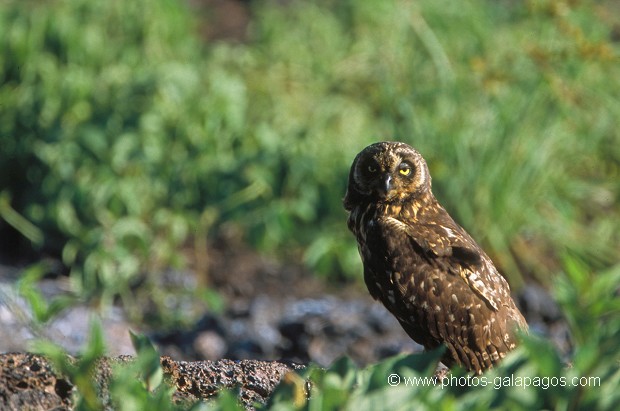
[344,141,527,374]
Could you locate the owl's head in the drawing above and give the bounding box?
[343,141,431,210]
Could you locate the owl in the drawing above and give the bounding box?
[343,141,527,374]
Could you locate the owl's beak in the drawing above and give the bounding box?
[384,175,393,193]
[375,174,393,199]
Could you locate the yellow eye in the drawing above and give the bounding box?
[399,167,411,176]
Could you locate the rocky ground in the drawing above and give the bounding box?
[0,234,572,368]
[0,233,573,409]
[0,352,304,410]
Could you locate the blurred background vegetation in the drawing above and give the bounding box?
[1,0,619,409]
[1,0,618,301]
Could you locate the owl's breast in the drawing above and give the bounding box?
[354,207,428,296]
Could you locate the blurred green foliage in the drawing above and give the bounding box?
[35,321,108,410]
[260,260,620,410]
[36,323,185,410]
[1,0,618,303]
[37,260,618,410]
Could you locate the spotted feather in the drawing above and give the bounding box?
[344,141,527,374]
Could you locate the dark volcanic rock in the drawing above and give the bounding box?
[0,353,304,410]
[0,353,73,411]
[153,294,422,367]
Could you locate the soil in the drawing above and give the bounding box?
[0,227,572,367]
[0,237,572,410]
[147,229,426,367]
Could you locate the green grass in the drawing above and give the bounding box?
[259,259,620,411]
[1,0,618,303]
[33,260,620,410]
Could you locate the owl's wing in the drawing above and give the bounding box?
[381,216,506,311]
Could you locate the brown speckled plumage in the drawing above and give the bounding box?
[344,142,527,374]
